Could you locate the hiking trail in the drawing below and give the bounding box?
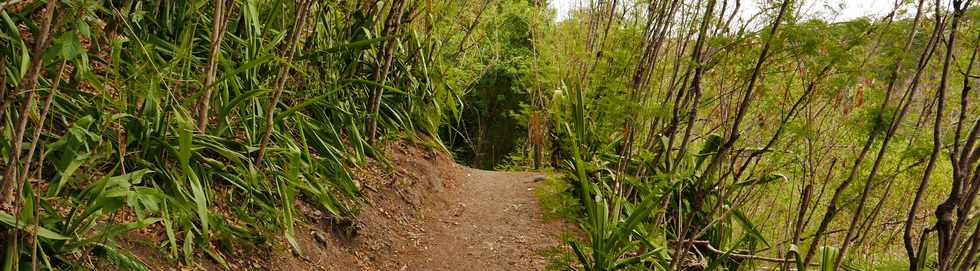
[267,142,571,271]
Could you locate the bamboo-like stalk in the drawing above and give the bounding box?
[197,0,234,132]
[255,0,313,166]
[1,0,60,211]
[366,0,408,144]
[17,61,67,204]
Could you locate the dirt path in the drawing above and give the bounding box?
[262,143,569,271]
[409,168,562,270]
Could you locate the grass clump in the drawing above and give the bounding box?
[534,176,581,222]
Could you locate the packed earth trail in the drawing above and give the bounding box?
[260,143,572,271]
[408,168,563,270]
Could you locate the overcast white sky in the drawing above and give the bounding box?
[549,0,896,22]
